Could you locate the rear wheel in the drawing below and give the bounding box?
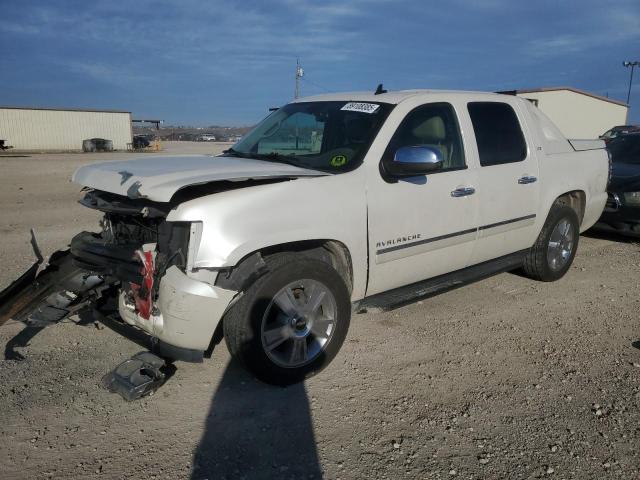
[522,204,579,281]
[223,253,351,386]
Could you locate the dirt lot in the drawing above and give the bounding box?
[1,143,639,479]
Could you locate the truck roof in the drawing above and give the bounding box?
[294,89,512,104]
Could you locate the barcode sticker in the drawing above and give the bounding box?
[341,102,380,114]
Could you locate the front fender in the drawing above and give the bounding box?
[166,174,369,300]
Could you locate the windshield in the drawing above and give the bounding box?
[226,101,393,173]
[608,135,640,164]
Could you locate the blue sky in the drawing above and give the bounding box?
[1,0,639,126]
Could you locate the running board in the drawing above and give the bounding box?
[358,250,527,313]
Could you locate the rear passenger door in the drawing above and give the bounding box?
[466,101,540,265]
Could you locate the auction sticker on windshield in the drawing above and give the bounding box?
[341,102,380,114]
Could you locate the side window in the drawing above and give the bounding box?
[383,103,466,170]
[467,102,527,166]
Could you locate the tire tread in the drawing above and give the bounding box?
[222,252,351,385]
[522,204,579,282]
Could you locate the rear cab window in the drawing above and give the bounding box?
[467,102,528,166]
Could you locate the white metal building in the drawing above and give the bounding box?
[505,87,628,139]
[0,106,132,151]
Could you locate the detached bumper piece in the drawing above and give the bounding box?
[102,351,170,401]
[0,232,105,327]
[71,232,143,284]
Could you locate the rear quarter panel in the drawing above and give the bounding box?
[518,98,608,233]
[537,149,608,231]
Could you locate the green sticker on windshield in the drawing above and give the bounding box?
[330,155,347,167]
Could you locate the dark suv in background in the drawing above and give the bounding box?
[595,133,640,236]
[599,125,640,143]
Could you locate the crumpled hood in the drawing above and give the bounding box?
[72,154,328,202]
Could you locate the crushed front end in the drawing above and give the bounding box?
[71,190,191,321]
[1,189,237,362]
[70,189,237,361]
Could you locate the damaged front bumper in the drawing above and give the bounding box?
[0,233,237,362]
[69,217,238,359]
[118,265,236,359]
[1,190,239,362]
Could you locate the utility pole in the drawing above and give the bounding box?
[294,58,304,99]
[623,61,639,105]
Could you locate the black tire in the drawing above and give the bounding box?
[522,204,580,281]
[223,253,351,386]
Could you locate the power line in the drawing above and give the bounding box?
[293,59,334,98]
[301,76,334,94]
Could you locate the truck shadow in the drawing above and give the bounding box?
[3,308,126,361]
[3,308,92,360]
[4,322,47,360]
[190,360,322,480]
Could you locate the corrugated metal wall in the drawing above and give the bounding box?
[0,108,132,151]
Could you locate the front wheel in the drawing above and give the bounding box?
[223,253,351,386]
[522,204,580,282]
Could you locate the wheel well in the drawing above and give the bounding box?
[554,190,585,225]
[215,239,353,292]
[207,240,353,356]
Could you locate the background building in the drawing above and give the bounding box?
[0,106,132,151]
[503,87,628,139]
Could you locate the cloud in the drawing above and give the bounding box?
[527,34,585,57]
[525,4,640,57]
[61,60,152,87]
[1,0,371,77]
[0,21,40,35]
[450,0,511,9]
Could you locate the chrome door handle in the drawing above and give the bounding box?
[518,175,537,184]
[451,186,476,197]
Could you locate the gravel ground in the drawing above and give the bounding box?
[1,143,639,479]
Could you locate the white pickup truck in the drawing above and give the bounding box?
[1,90,609,385]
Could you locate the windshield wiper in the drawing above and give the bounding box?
[222,149,293,162]
[254,152,321,169]
[221,150,327,173]
[254,151,297,162]
[222,147,243,156]
[226,150,301,166]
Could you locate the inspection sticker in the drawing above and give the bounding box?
[341,102,380,114]
[330,155,348,167]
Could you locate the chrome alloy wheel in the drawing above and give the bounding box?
[547,218,575,271]
[260,279,337,368]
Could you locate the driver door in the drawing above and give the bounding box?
[366,102,480,296]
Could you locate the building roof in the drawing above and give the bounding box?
[0,105,131,114]
[506,86,628,108]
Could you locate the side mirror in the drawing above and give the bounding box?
[385,146,443,177]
